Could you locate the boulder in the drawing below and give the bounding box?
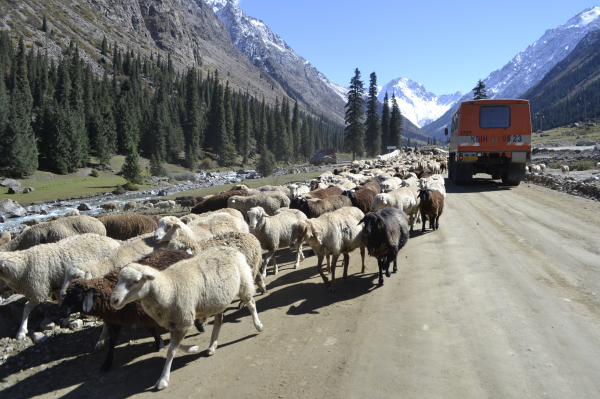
[8,187,19,194]
[22,187,35,193]
[77,203,92,211]
[0,199,27,218]
[1,179,21,191]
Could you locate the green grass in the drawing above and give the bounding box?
[532,124,600,145]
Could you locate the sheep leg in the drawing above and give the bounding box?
[330,254,339,292]
[342,253,350,284]
[148,325,165,352]
[156,330,186,390]
[95,325,108,350]
[261,249,276,278]
[195,318,205,333]
[207,313,223,356]
[422,214,427,232]
[392,252,399,274]
[272,255,279,275]
[377,259,385,286]
[100,324,121,373]
[360,246,366,273]
[293,244,304,269]
[436,215,440,230]
[17,298,39,340]
[240,294,264,333]
[326,255,331,274]
[316,255,330,288]
[255,274,268,294]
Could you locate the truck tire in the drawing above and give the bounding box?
[502,176,521,186]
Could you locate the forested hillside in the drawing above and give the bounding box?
[0,31,344,178]
[523,29,600,130]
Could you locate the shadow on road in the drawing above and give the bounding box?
[444,177,514,194]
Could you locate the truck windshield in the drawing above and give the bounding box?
[480,106,510,128]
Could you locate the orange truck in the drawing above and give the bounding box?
[445,99,532,186]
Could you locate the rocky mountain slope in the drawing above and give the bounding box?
[377,78,462,128]
[422,6,600,138]
[205,0,347,122]
[0,0,294,111]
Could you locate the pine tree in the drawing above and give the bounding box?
[0,73,8,163]
[184,68,202,170]
[257,145,276,177]
[240,100,251,164]
[364,72,382,157]
[291,99,300,159]
[42,15,48,33]
[473,79,487,100]
[381,92,390,154]
[407,137,411,148]
[150,152,166,176]
[101,36,108,56]
[204,70,224,152]
[389,94,403,149]
[121,139,143,184]
[344,68,365,161]
[273,109,290,162]
[5,38,38,177]
[233,97,244,153]
[221,81,237,166]
[54,59,71,106]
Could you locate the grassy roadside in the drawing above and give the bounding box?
[532,124,600,145]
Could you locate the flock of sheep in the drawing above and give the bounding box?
[0,150,448,391]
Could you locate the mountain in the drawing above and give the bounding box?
[377,78,462,128]
[422,6,600,138]
[205,0,347,122]
[523,28,600,130]
[0,0,302,112]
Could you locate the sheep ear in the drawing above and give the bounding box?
[143,272,156,281]
[84,271,92,279]
[83,292,94,313]
[186,249,193,255]
[357,217,364,225]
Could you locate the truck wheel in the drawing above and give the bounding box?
[502,176,521,186]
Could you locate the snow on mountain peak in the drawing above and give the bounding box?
[378,78,462,128]
[565,5,600,27]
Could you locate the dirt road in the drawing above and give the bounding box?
[2,178,600,399]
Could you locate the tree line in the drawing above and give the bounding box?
[0,31,345,179]
[343,68,403,160]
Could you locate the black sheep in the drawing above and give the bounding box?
[358,208,409,286]
[418,189,444,231]
[191,190,249,214]
[59,249,194,373]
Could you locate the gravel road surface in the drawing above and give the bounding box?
[1,178,599,399]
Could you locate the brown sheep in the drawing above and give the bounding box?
[59,249,194,373]
[191,190,249,214]
[304,186,342,199]
[342,189,376,214]
[358,180,381,195]
[99,214,158,241]
[418,189,444,232]
[290,195,352,218]
[176,198,198,212]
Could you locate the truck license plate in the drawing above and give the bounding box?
[463,156,478,161]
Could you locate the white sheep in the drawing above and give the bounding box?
[0,234,121,340]
[100,202,118,212]
[189,212,249,235]
[228,192,290,217]
[288,184,310,199]
[372,188,420,230]
[289,207,366,292]
[64,209,80,217]
[561,165,570,174]
[154,216,213,243]
[110,246,263,390]
[247,206,307,277]
[123,201,137,212]
[155,200,176,213]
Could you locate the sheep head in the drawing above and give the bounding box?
[247,207,268,232]
[110,264,156,309]
[290,220,314,250]
[60,264,89,299]
[154,216,181,243]
[357,212,379,237]
[60,283,94,318]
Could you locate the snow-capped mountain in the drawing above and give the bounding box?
[378,78,462,128]
[204,0,347,121]
[423,6,600,137]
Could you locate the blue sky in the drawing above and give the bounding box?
[237,1,597,96]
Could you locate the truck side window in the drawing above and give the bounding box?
[480,106,510,128]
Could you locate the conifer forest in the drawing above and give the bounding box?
[0,31,345,179]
